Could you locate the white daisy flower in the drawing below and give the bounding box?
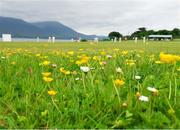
[51,64,57,68]
[147,87,158,93]
[139,95,149,102]
[80,66,90,73]
[106,55,112,59]
[135,75,141,80]
[116,67,123,73]
[75,77,80,81]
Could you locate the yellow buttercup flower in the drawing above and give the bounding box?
[114,79,125,86]
[60,68,71,75]
[125,60,136,66]
[135,92,141,98]
[80,56,90,64]
[122,51,128,55]
[93,56,101,61]
[42,72,51,77]
[48,90,57,96]
[75,55,90,65]
[75,60,82,65]
[43,77,53,82]
[160,53,180,63]
[67,51,74,55]
[100,51,106,55]
[40,61,51,66]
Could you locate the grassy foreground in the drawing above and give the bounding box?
[0,41,180,128]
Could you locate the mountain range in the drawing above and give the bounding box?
[0,16,106,39]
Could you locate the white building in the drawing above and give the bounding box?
[148,35,172,41]
[2,34,12,42]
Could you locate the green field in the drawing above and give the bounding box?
[0,41,180,128]
[0,40,180,53]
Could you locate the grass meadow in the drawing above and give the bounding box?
[0,40,180,128]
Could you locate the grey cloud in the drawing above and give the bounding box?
[0,0,179,35]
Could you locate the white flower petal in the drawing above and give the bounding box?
[80,66,90,72]
[116,67,123,73]
[139,95,149,102]
[147,87,158,93]
[135,76,141,80]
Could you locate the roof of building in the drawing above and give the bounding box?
[148,35,172,38]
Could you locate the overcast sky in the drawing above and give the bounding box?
[0,0,180,35]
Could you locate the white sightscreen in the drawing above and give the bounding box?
[2,34,12,42]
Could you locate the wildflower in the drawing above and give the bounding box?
[99,61,107,66]
[75,77,80,81]
[135,92,141,98]
[93,56,101,61]
[75,60,82,65]
[106,55,112,59]
[60,68,70,75]
[76,55,90,65]
[51,64,57,68]
[116,67,123,74]
[48,90,57,96]
[43,77,53,82]
[122,102,128,107]
[125,60,136,66]
[160,53,180,63]
[147,87,159,96]
[122,51,128,55]
[100,51,106,55]
[135,75,141,80]
[40,61,51,66]
[80,56,90,64]
[114,79,125,86]
[80,66,90,73]
[138,95,149,102]
[42,72,51,77]
[67,51,74,55]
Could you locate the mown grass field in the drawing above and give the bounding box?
[0,41,180,129]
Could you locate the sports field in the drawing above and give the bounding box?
[0,41,180,128]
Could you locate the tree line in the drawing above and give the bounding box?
[108,27,180,40]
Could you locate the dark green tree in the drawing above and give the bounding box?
[172,28,180,38]
[108,31,123,40]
